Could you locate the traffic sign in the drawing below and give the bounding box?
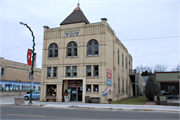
[30,76,35,82]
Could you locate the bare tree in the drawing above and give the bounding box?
[135,65,153,73]
[154,64,168,72]
[172,65,180,71]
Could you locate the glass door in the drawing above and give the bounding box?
[77,86,82,101]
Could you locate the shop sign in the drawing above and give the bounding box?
[107,68,112,79]
[107,79,112,86]
[102,86,108,96]
[68,80,82,86]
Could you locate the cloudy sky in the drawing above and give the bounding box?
[0,0,179,71]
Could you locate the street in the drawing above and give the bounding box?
[1,105,179,120]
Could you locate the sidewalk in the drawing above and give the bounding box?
[0,96,180,113]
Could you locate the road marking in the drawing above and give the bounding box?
[6,114,44,117]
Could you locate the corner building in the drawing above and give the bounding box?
[40,4,133,103]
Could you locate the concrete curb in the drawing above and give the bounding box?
[1,103,180,113]
[40,104,180,113]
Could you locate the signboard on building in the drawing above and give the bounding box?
[68,80,82,86]
[27,49,32,66]
[107,79,112,86]
[107,68,112,79]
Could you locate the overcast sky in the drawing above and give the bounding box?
[0,0,179,71]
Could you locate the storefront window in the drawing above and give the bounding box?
[86,85,91,92]
[93,85,99,92]
[46,85,57,97]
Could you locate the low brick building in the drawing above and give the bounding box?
[0,57,41,91]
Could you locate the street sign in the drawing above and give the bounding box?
[30,76,35,82]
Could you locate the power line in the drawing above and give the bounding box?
[133,50,180,57]
[121,36,180,41]
[1,36,179,51]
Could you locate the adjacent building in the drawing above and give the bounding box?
[40,4,134,103]
[0,57,41,91]
[155,71,179,95]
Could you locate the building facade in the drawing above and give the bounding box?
[0,57,41,91]
[40,4,133,103]
[155,72,179,95]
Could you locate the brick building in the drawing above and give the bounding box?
[0,57,41,91]
[40,4,134,103]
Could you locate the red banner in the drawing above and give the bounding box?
[107,68,112,79]
[27,49,32,66]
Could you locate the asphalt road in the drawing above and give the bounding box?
[1,105,179,120]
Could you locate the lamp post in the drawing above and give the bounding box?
[20,22,35,104]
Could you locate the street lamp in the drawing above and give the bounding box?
[20,22,35,104]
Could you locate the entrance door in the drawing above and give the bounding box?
[68,87,82,102]
[77,86,82,101]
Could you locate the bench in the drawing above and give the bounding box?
[46,97,56,102]
[90,97,100,103]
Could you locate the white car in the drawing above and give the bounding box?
[23,91,40,100]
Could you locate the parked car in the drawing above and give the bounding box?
[23,91,40,100]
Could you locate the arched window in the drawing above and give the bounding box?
[48,43,58,58]
[87,39,99,56]
[67,41,77,57]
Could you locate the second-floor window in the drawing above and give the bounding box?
[47,67,51,78]
[53,67,57,77]
[86,65,99,77]
[93,65,99,77]
[122,54,124,67]
[67,41,77,57]
[66,66,77,77]
[118,50,119,65]
[72,66,77,77]
[48,43,58,58]
[86,65,91,77]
